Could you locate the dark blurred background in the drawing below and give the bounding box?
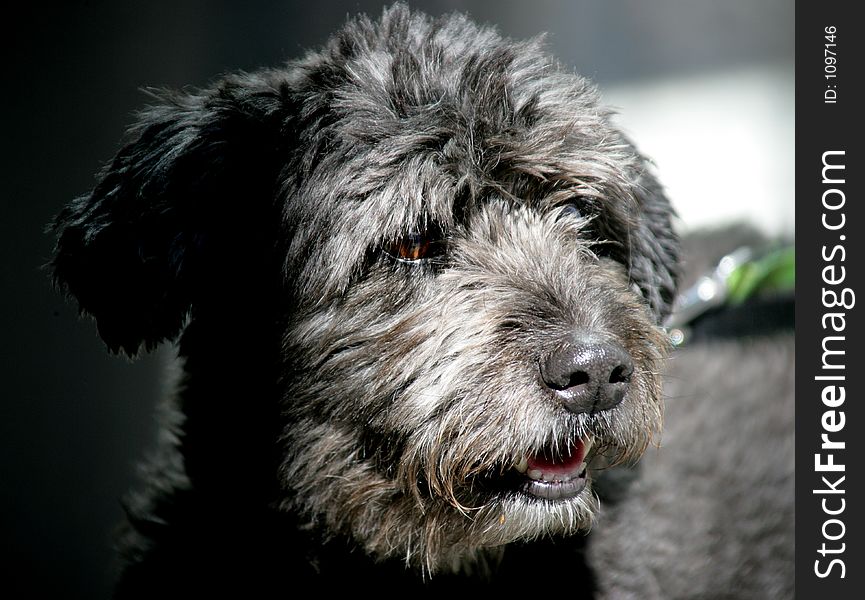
[3,1,792,597]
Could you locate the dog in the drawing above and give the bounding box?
[51,4,679,595]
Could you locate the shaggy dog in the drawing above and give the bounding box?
[51,4,679,595]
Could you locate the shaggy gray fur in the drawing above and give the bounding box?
[50,4,680,593]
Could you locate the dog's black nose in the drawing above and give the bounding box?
[540,334,634,414]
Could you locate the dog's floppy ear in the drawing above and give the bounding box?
[51,74,291,355]
[626,160,680,323]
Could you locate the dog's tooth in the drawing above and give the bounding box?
[527,468,543,481]
[583,436,594,455]
[515,456,528,473]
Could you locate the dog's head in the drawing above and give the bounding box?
[52,4,678,574]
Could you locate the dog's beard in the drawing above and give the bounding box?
[277,206,665,574]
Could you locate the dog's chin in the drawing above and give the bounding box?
[429,468,599,575]
[414,476,599,576]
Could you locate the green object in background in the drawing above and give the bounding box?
[725,247,795,304]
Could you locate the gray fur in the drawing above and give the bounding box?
[280,202,667,572]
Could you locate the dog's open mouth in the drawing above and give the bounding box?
[511,437,593,501]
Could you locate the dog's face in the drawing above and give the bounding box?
[52,5,678,575]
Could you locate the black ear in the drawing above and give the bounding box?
[51,73,292,355]
[626,159,681,323]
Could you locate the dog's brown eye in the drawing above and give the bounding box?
[384,228,445,263]
[391,233,431,261]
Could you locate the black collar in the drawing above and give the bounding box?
[684,293,794,343]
